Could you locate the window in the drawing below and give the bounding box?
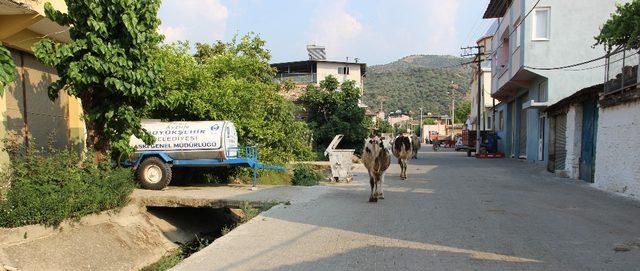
[533,7,550,40]
[499,110,504,130]
[338,67,350,75]
[513,19,521,49]
[538,81,548,102]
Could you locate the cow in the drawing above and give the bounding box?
[362,136,391,202]
[392,134,412,180]
[410,134,421,159]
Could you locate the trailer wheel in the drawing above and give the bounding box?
[136,157,172,190]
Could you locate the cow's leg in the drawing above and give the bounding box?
[397,159,401,179]
[369,176,377,202]
[401,159,407,179]
[378,173,385,199]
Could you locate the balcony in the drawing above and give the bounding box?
[604,48,639,96]
[274,73,317,85]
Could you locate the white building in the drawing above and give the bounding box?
[271,46,366,92]
[484,0,630,163]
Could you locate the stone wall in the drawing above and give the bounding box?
[594,99,640,200]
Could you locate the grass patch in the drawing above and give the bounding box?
[235,169,292,186]
[141,235,212,271]
[291,164,324,186]
[0,145,135,228]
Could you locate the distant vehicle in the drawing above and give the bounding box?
[124,120,283,190]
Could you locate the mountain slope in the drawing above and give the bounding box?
[363,55,472,116]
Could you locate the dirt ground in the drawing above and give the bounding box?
[0,204,177,271]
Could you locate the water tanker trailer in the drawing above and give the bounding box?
[125,120,284,190]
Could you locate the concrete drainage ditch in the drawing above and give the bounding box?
[0,201,278,271]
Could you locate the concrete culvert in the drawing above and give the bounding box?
[145,207,240,245]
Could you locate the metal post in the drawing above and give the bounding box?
[460,45,485,157]
[451,90,455,141]
[252,166,258,191]
[419,107,423,141]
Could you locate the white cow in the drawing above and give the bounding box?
[362,136,391,202]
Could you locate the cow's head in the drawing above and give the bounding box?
[365,136,389,154]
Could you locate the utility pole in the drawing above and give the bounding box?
[449,82,458,141]
[461,45,485,156]
[419,107,423,139]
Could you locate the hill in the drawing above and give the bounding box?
[363,55,472,117]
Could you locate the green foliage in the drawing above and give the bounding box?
[319,75,339,91]
[141,250,184,271]
[0,145,135,227]
[280,79,296,92]
[193,41,226,63]
[378,120,393,133]
[455,100,471,124]
[0,45,15,94]
[291,164,323,186]
[235,169,292,185]
[31,0,164,158]
[595,1,640,50]
[142,235,212,271]
[422,118,436,125]
[300,77,370,153]
[148,34,314,165]
[363,55,471,116]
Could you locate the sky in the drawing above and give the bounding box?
[158,0,494,65]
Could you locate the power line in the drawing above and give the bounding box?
[523,46,629,71]
[560,51,638,72]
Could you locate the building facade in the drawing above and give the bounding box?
[1,0,85,168]
[483,0,628,162]
[272,60,366,91]
[468,25,497,132]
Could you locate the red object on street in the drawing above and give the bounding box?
[475,153,505,159]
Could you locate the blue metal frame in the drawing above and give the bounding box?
[124,146,285,188]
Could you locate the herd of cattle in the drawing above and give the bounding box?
[361,133,421,203]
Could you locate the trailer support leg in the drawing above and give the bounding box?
[251,166,258,191]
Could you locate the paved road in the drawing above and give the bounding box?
[173,146,640,271]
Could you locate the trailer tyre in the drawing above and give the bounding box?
[136,157,172,190]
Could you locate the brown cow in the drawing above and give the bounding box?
[362,136,391,202]
[392,134,412,180]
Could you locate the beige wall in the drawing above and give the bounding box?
[316,62,364,90]
[1,0,84,169]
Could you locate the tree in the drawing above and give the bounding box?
[0,45,14,93]
[454,100,471,124]
[149,35,313,164]
[32,1,163,160]
[319,75,339,91]
[422,118,436,125]
[193,41,226,63]
[595,1,640,50]
[378,120,393,133]
[300,77,369,153]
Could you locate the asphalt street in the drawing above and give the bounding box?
[173,146,640,271]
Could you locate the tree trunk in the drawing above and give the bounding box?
[79,91,109,163]
[85,121,109,163]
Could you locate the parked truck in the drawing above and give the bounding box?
[125,120,283,190]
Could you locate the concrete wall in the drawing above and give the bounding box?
[522,0,630,104]
[561,104,582,179]
[594,100,640,200]
[316,62,364,90]
[1,0,86,169]
[4,49,77,149]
